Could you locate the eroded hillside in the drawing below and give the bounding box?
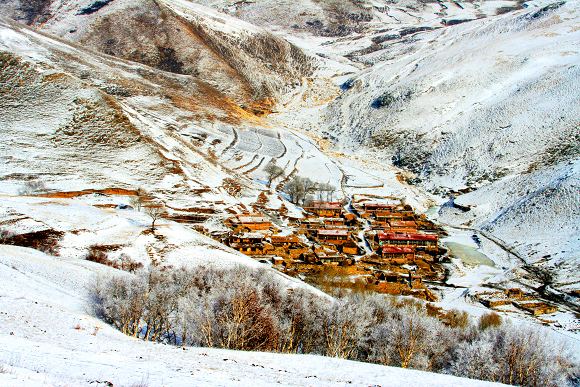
[0,0,315,107]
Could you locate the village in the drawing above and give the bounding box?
[182,190,560,320]
[196,192,446,301]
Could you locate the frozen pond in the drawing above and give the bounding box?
[446,241,495,267]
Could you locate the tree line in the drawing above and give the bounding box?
[92,266,578,386]
[264,161,337,205]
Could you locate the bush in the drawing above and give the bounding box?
[85,245,110,265]
[1,229,61,255]
[371,89,412,109]
[443,309,470,329]
[0,229,14,244]
[478,312,502,331]
[19,180,47,195]
[85,247,143,273]
[92,266,579,385]
[449,325,578,386]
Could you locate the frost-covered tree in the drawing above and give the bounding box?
[92,267,579,385]
[144,202,165,230]
[284,176,313,204]
[264,161,284,186]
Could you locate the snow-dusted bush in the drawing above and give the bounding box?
[93,267,579,385]
[0,229,14,244]
[449,325,578,386]
[19,180,47,195]
[478,311,502,331]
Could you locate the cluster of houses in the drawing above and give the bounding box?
[475,288,558,316]
[214,194,446,301]
[176,193,561,314]
[352,199,444,300]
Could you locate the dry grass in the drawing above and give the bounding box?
[478,312,502,330]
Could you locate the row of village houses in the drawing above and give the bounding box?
[221,200,440,265]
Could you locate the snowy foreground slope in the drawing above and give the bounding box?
[0,200,498,386]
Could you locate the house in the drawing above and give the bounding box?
[378,232,438,248]
[228,233,270,255]
[342,240,360,255]
[238,216,272,231]
[315,248,344,264]
[227,214,272,231]
[380,245,416,260]
[270,235,301,247]
[375,211,415,222]
[387,220,418,232]
[269,235,308,259]
[506,288,524,299]
[363,203,398,213]
[317,229,350,246]
[323,217,346,227]
[514,301,558,316]
[304,201,343,217]
[229,233,264,245]
[300,218,325,230]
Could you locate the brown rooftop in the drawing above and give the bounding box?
[318,229,349,237]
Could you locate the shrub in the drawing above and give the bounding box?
[86,247,143,273]
[85,245,110,266]
[1,229,62,255]
[92,266,579,385]
[478,312,502,331]
[19,180,47,195]
[0,229,14,244]
[442,309,470,329]
[340,79,354,91]
[449,325,578,386]
[371,89,412,109]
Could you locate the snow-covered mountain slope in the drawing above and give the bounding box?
[0,241,500,386]
[0,194,324,293]
[0,15,433,217]
[314,1,579,290]
[193,0,526,37]
[0,0,315,105]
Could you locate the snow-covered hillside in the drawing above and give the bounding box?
[0,0,315,104]
[313,1,579,292]
[0,204,499,386]
[0,0,578,384]
[192,0,528,37]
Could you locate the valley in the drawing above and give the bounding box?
[0,0,578,385]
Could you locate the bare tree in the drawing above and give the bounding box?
[284,176,316,205]
[284,177,303,204]
[316,182,337,202]
[264,162,284,186]
[129,188,145,211]
[144,203,165,230]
